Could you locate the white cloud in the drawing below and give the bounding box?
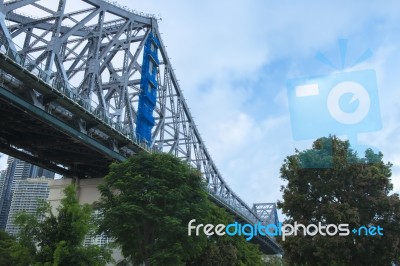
[355,40,400,195]
[120,0,400,208]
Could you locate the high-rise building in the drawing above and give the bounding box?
[0,157,54,229]
[5,178,50,235]
[0,170,6,204]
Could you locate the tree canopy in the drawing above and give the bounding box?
[13,184,112,266]
[97,152,210,265]
[0,230,32,266]
[278,136,400,265]
[188,203,264,266]
[96,152,265,266]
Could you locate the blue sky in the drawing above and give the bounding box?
[1,0,400,217]
[119,0,400,209]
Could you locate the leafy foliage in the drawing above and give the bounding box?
[97,152,265,266]
[0,230,32,266]
[97,152,210,265]
[188,203,264,266]
[278,136,400,265]
[13,184,112,266]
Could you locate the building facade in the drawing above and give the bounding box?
[5,178,51,235]
[0,157,54,229]
[0,170,6,205]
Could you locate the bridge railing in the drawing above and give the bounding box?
[101,0,157,18]
[0,36,154,154]
[207,188,258,224]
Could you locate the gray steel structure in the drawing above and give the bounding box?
[253,203,279,226]
[0,0,282,254]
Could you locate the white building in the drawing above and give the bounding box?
[5,178,50,235]
[0,157,54,229]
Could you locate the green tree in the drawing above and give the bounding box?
[278,136,400,265]
[14,184,112,265]
[0,230,32,266]
[188,203,264,266]
[96,152,210,265]
[264,255,285,266]
[98,152,268,265]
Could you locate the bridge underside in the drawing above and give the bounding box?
[0,85,120,177]
[0,51,145,177]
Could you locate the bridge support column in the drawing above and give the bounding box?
[47,178,124,264]
[48,178,104,209]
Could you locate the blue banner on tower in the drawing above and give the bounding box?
[136,32,160,144]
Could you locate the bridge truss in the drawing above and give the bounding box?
[0,0,282,254]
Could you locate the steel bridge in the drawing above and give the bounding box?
[0,0,282,254]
